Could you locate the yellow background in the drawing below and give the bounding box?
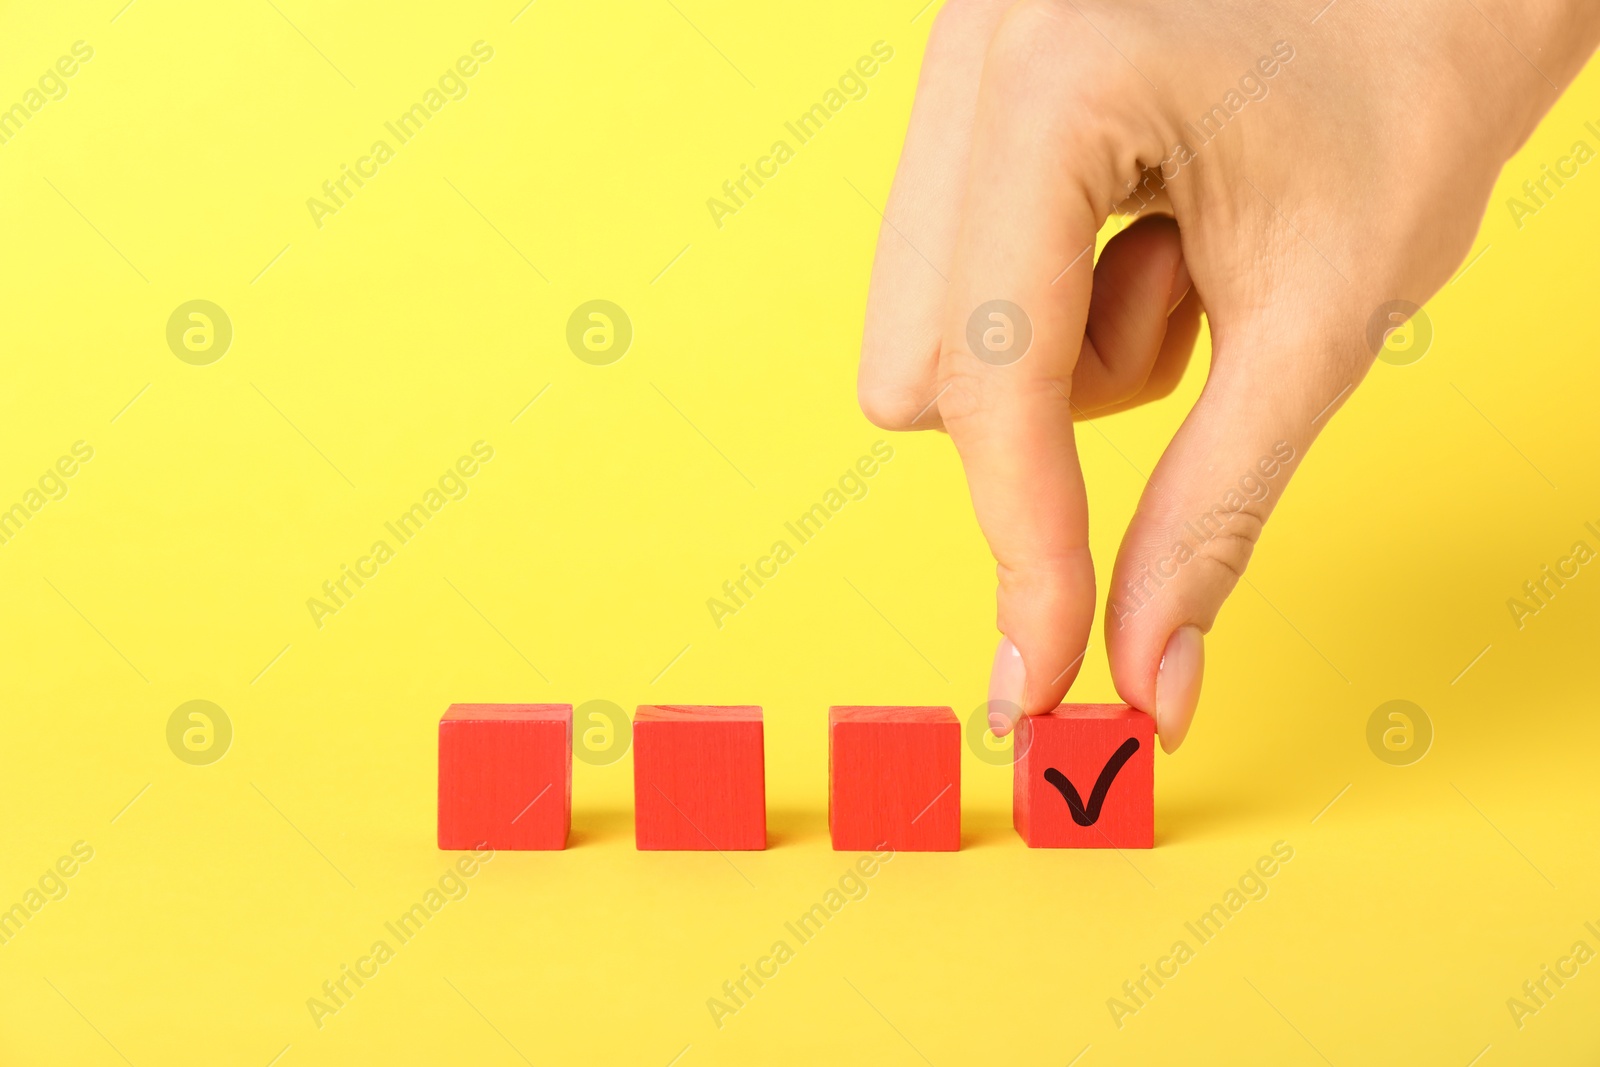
[2,1,1598,1063]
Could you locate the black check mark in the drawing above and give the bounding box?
[1043,737,1141,826]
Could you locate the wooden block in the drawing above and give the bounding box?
[829,706,959,851]
[634,706,765,850]
[1014,704,1154,848]
[438,704,571,850]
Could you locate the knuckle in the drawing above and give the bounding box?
[978,3,1157,201]
[1189,508,1265,589]
[1085,334,1155,405]
[1134,368,1183,404]
[857,379,934,431]
[858,323,942,430]
[927,0,1006,50]
[1080,363,1144,412]
[934,351,1075,441]
[986,0,1128,105]
[932,363,988,429]
[986,1,1077,91]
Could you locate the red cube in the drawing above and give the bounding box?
[634,705,765,850]
[1014,704,1154,848]
[829,706,959,851]
[438,704,572,850]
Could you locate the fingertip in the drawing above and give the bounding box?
[1154,625,1204,753]
[987,637,1025,736]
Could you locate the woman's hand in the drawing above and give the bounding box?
[857,0,1600,750]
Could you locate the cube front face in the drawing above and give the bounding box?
[634,706,765,850]
[829,706,959,851]
[1014,704,1154,849]
[438,704,572,851]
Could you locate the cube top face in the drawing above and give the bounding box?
[635,704,762,724]
[829,705,956,727]
[438,705,572,851]
[443,703,572,724]
[829,706,959,852]
[634,706,765,850]
[1015,703,1154,849]
[1033,703,1147,725]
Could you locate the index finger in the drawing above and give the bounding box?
[938,4,1156,727]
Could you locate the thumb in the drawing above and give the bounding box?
[1104,323,1356,752]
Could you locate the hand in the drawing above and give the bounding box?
[857,0,1600,750]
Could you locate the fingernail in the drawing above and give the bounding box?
[1168,258,1192,314]
[987,637,1026,737]
[1155,625,1204,753]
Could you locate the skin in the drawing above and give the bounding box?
[858,0,1600,751]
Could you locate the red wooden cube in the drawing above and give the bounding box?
[438,704,571,850]
[1014,704,1154,849]
[634,705,765,850]
[829,706,959,851]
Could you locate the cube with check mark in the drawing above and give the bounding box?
[1014,705,1154,848]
